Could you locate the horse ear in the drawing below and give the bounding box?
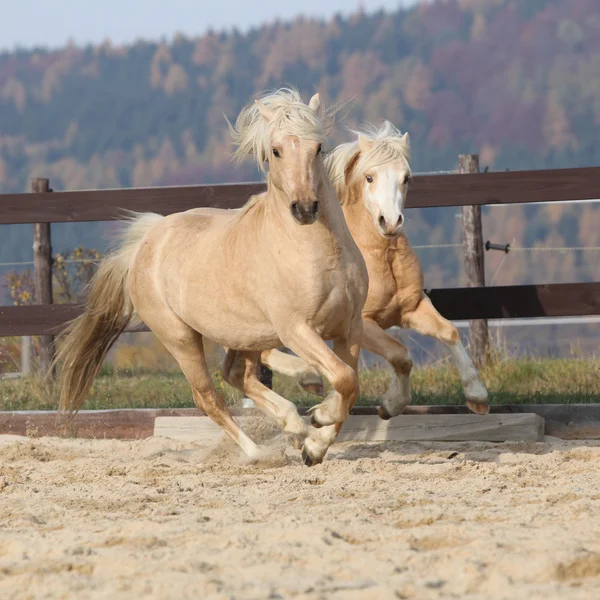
[358,135,374,154]
[400,132,410,146]
[308,93,321,115]
[255,100,275,122]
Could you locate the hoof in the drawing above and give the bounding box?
[307,402,337,428]
[301,383,325,397]
[310,413,324,428]
[466,399,490,415]
[378,405,393,420]
[301,446,322,467]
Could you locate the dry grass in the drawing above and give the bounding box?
[0,357,599,411]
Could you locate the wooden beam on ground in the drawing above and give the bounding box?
[1,405,598,440]
[2,282,600,337]
[154,413,545,444]
[0,409,159,439]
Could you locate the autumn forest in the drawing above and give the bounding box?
[1,0,599,353]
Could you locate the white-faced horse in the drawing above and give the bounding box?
[261,121,489,416]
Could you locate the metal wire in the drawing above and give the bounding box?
[412,244,600,251]
[412,243,463,249]
[413,245,600,252]
[0,261,34,267]
[412,169,458,176]
[510,246,600,252]
[0,258,100,268]
[1,245,600,268]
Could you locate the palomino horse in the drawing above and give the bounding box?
[55,89,368,466]
[259,121,489,417]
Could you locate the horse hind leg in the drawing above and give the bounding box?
[359,318,413,419]
[151,320,260,458]
[223,350,307,447]
[260,349,325,397]
[402,295,489,415]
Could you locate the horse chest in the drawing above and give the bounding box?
[311,261,359,311]
[362,245,423,326]
[362,258,398,324]
[288,248,365,330]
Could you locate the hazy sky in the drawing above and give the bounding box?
[2,0,419,51]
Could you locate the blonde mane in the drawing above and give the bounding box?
[228,88,330,173]
[325,121,411,198]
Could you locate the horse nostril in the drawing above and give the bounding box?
[397,213,404,227]
[379,215,386,230]
[310,201,319,216]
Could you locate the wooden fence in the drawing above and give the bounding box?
[1,158,600,373]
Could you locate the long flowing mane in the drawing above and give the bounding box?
[325,121,411,199]
[228,88,329,173]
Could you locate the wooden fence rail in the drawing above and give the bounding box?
[1,159,599,373]
[1,165,600,226]
[1,282,599,337]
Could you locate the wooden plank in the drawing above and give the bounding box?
[0,304,150,336]
[2,165,600,224]
[0,182,265,225]
[1,405,598,440]
[154,413,545,443]
[2,282,599,337]
[425,282,600,320]
[0,408,197,439]
[0,304,80,337]
[337,414,545,442]
[409,166,600,209]
[0,409,154,439]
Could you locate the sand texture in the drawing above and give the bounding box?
[1,423,599,599]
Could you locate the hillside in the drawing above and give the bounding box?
[0,0,599,307]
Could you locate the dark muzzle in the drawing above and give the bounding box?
[291,201,319,225]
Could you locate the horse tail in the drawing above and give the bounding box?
[54,212,163,416]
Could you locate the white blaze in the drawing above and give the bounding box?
[364,167,406,234]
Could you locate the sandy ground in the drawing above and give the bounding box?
[1,421,600,600]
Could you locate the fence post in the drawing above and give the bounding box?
[21,336,33,376]
[459,154,490,367]
[31,178,55,375]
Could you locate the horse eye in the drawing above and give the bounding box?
[403,174,411,185]
[272,148,281,158]
[316,144,322,155]
[365,174,373,184]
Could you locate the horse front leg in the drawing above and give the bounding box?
[402,295,489,415]
[282,321,362,466]
[360,318,414,419]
